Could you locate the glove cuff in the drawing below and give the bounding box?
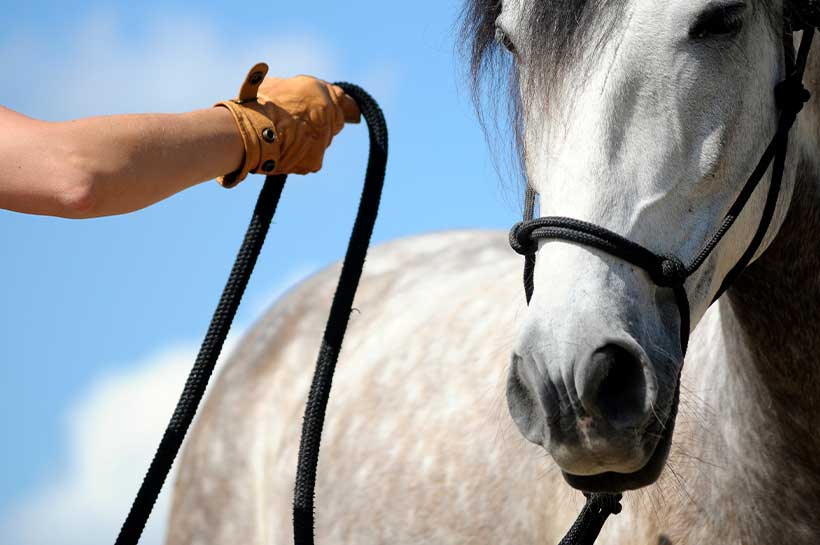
[214,63,281,188]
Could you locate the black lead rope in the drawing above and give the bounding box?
[558,493,623,545]
[113,83,387,545]
[510,27,814,545]
[292,84,388,545]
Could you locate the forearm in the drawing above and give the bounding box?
[55,108,244,218]
[0,107,243,218]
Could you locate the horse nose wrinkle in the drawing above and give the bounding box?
[576,343,653,430]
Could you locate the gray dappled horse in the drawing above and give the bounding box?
[167,1,820,543]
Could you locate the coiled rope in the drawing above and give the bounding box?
[113,83,387,545]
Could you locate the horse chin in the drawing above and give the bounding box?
[561,384,680,494]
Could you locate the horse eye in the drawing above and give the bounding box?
[495,27,517,54]
[689,2,746,39]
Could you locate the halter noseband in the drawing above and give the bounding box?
[510,27,814,356]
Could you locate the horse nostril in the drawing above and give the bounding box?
[577,344,650,429]
[506,352,548,445]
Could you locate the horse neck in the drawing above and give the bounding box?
[720,35,820,437]
[719,151,820,451]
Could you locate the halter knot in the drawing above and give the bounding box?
[653,256,687,288]
[775,78,811,115]
[583,492,624,516]
[509,221,538,255]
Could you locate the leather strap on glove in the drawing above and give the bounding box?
[215,63,360,188]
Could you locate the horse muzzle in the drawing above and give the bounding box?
[508,334,680,492]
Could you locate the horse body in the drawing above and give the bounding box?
[166,175,820,544]
[166,231,597,545]
[167,1,820,542]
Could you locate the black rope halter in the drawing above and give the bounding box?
[509,26,814,545]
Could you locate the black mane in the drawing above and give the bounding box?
[459,0,627,188]
[461,0,626,93]
[459,0,778,188]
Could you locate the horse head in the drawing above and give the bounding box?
[465,0,813,492]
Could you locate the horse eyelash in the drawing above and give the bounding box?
[689,2,747,40]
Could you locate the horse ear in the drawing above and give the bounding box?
[789,0,820,30]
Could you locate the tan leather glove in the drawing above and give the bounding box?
[215,63,361,188]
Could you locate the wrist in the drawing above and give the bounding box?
[213,63,282,188]
[206,107,245,177]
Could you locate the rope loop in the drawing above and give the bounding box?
[584,492,624,516]
[775,78,811,115]
[113,84,387,545]
[509,221,538,255]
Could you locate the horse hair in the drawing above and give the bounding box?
[459,0,780,192]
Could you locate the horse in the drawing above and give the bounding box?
[165,1,820,543]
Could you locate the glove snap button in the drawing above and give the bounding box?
[262,128,276,142]
[249,71,265,85]
[262,160,276,173]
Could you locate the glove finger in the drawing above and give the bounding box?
[276,122,316,174]
[296,127,329,174]
[336,89,361,124]
[327,85,347,137]
[304,136,327,173]
[305,86,338,151]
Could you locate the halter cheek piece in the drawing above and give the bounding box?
[509,26,814,545]
[510,28,814,356]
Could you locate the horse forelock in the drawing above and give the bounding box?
[461,0,781,98]
[460,0,629,192]
[462,0,627,87]
[460,0,781,193]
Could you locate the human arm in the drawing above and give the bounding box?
[0,73,359,219]
[0,106,245,218]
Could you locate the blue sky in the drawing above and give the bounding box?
[0,1,522,543]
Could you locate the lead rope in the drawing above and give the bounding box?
[113,83,387,545]
[510,27,814,545]
[292,85,388,545]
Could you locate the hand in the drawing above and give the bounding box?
[214,64,361,187]
[258,76,360,175]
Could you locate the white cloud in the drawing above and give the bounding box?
[0,262,315,545]
[0,343,204,545]
[0,10,334,119]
